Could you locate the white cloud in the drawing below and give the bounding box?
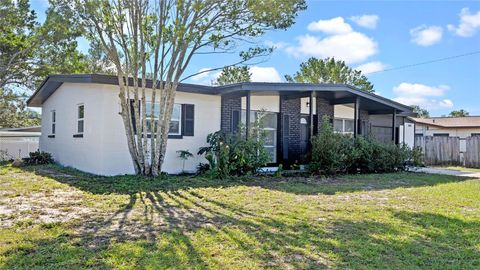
[410,25,443,46]
[190,68,212,81]
[287,16,379,64]
[307,17,352,34]
[350,15,379,29]
[355,61,388,74]
[250,66,282,82]
[447,8,480,37]
[286,32,378,64]
[392,83,454,110]
[265,40,287,49]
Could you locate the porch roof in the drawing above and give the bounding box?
[27,74,413,115]
[217,82,413,115]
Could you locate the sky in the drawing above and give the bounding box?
[30,0,480,116]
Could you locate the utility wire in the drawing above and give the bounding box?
[365,50,480,75]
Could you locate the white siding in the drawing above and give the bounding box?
[40,83,221,175]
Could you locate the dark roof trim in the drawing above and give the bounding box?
[27,74,413,113]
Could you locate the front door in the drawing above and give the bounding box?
[300,115,310,156]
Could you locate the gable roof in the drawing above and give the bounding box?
[27,74,413,114]
[412,116,480,128]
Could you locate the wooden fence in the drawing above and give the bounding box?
[415,136,480,168]
[465,136,480,168]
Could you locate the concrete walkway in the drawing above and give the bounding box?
[411,167,480,178]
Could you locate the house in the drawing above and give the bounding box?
[0,126,41,160]
[27,74,414,175]
[412,116,480,155]
[412,116,480,138]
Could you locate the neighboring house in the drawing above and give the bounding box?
[0,126,41,160]
[412,116,480,154]
[412,116,480,138]
[27,74,414,175]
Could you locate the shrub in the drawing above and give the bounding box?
[198,114,270,178]
[23,150,53,165]
[310,116,411,175]
[310,116,354,175]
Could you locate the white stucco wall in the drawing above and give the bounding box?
[334,104,354,119]
[241,95,280,112]
[40,83,221,175]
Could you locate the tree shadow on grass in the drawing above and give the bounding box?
[23,164,477,195]
[2,182,480,269]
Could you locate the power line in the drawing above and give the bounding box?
[365,50,480,75]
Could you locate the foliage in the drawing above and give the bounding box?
[411,146,424,167]
[0,88,40,128]
[411,105,430,118]
[212,66,251,86]
[285,57,374,92]
[0,0,101,128]
[71,0,306,176]
[23,150,54,165]
[310,116,411,175]
[176,150,194,173]
[198,117,270,178]
[310,116,355,175]
[449,109,470,117]
[0,150,12,162]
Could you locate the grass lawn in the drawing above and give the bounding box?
[1,164,480,269]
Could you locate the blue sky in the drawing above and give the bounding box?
[31,0,480,116]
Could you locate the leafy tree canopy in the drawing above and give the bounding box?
[285,57,374,93]
[0,0,108,128]
[411,105,430,118]
[449,109,469,117]
[213,66,251,86]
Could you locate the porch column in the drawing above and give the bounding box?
[245,92,251,138]
[354,97,359,138]
[309,91,314,140]
[392,109,397,143]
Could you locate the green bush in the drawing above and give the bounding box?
[198,115,270,178]
[23,150,53,165]
[310,117,354,175]
[310,116,411,175]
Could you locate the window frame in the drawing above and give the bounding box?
[76,104,85,135]
[144,102,182,136]
[51,110,56,135]
[334,118,354,135]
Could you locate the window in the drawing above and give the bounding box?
[51,110,56,135]
[433,133,449,137]
[145,102,182,135]
[471,133,480,137]
[334,118,354,134]
[242,110,278,163]
[77,104,84,134]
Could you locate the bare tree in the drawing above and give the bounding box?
[74,0,306,176]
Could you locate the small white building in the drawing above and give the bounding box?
[0,127,41,160]
[27,74,414,175]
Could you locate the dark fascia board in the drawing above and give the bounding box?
[27,74,413,114]
[216,82,413,113]
[27,74,217,107]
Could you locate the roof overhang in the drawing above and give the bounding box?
[27,74,413,115]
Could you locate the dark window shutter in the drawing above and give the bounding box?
[232,110,240,133]
[282,114,290,160]
[182,104,194,136]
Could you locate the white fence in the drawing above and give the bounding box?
[0,132,40,160]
